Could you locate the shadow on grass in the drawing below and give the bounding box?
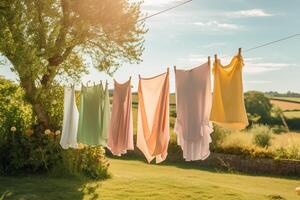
[0,174,101,200]
[106,150,300,181]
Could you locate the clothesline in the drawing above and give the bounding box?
[77,0,300,87]
[78,31,300,88]
[244,33,300,53]
[137,0,193,23]
[61,54,247,163]
[135,0,300,57]
[220,33,300,59]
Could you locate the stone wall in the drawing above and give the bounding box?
[196,153,300,177]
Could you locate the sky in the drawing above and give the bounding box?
[1,0,300,93]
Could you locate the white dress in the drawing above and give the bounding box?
[174,62,213,161]
[60,86,79,149]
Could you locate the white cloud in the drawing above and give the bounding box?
[194,21,240,31]
[227,9,272,18]
[244,57,263,62]
[244,62,296,74]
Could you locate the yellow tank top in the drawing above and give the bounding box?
[210,54,248,129]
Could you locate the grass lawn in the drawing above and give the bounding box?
[0,158,299,200]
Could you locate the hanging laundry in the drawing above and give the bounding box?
[210,54,249,129]
[108,78,134,156]
[60,86,79,149]
[174,62,214,161]
[77,82,110,146]
[137,70,170,163]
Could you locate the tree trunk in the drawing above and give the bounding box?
[20,78,51,133]
[32,100,50,130]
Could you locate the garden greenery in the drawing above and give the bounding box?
[0,78,109,179]
[0,128,110,179]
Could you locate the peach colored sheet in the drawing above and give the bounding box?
[137,71,170,163]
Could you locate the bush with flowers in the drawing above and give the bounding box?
[0,127,110,179]
[0,77,109,179]
[0,77,33,138]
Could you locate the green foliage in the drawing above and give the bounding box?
[244,91,272,124]
[0,130,110,179]
[0,131,61,174]
[0,77,33,137]
[271,125,289,134]
[0,0,146,129]
[274,146,300,160]
[39,83,64,129]
[214,144,274,159]
[250,125,272,148]
[61,147,110,180]
[210,125,231,150]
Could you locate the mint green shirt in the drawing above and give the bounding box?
[77,82,110,146]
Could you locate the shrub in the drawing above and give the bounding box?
[0,130,61,174]
[0,78,33,138]
[271,125,289,134]
[210,125,231,150]
[250,125,272,148]
[61,146,110,179]
[0,130,110,179]
[220,131,252,148]
[244,91,272,124]
[274,145,300,160]
[214,144,274,159]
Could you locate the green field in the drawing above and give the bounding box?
[0,158,299,200]
[284,111,300,119]
[269,97,300,103]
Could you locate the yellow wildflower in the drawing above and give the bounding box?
[25,129,34,137]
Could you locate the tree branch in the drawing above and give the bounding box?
[33,0,46,50]
[53,0,71,54]
[41,45,75,87]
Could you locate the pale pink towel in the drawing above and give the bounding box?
[137,71,170,163]
[174,62,213,161]
[108,78,134,156]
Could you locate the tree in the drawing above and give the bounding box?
[0,0,146,131]
[244,91,272,124]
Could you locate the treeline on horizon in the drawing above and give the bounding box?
[264,91,300,97]
[129,91,300,97]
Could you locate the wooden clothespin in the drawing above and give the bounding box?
[214,54,218,63]
[208,56,211,66]
[238,48,242,56]
[173,65,177,71]
[138,74,141,79]
[87,81,91,87]
[167,67,170,74]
